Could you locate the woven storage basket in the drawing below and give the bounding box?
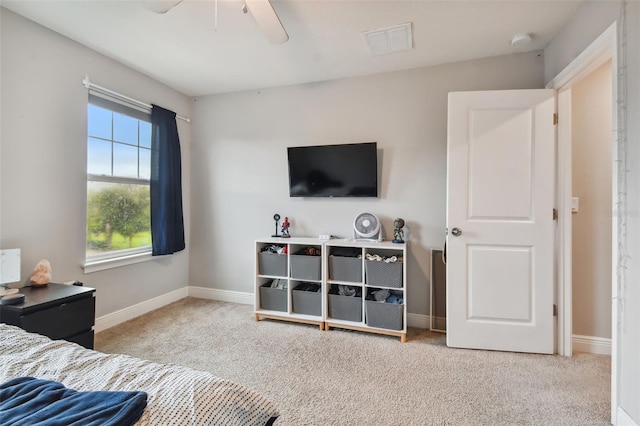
[329,256,362,282]
[258,252,287,277]
[365,300,403,330]
[328,294,362,322]
[259,283,287,312]
[290,255,321,280]
[365,260,403,288]
[292,287,321,316]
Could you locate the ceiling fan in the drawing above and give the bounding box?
[142,0,289,44]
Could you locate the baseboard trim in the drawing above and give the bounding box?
[95,286,431,332]
[191,288,432,329]
[431,315,447,332]
[188,286,253,305]
[572,334,612,355]
[617,407,638,426]
[407,313,430,329]
[95,287,188,333]
[95,288,615,356]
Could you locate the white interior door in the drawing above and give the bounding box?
[446,89,556,354]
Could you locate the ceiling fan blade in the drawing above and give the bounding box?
[245,0,289,44]
[142,0,184,14]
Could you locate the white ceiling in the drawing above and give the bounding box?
[1,0,583,97]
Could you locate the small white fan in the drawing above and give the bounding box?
[353,212,382,241]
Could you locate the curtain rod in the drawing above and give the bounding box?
[81,76,190,123]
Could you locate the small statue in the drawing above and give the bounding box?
[272,213,281,237]
[29,259,51,287]
[392,218,405,244]
[281,217,291,238]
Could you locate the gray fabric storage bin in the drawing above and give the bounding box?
[329,256,362,282]
[328,294,362,322]
[259,283,287,312]
[365,260,403,288]
[290,255,321,280]
[365,300,403,330]
[292,286,321,316]
[259,252,287,277]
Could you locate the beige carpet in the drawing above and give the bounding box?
[95,298,610,426]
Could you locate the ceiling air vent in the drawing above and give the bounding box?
[362,22,413,56]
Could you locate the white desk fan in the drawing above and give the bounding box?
[353,212,382,241]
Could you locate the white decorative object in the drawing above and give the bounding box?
[1,249,21,284]
[353,212,382,241]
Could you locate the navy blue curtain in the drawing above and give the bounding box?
[150,105,185,256]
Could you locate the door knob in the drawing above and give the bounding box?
[451,227,462,237]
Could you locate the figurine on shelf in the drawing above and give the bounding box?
[392,218,405,244]
[272,213,281,237]
[281,217,291,238]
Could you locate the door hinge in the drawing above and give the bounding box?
[553,208,558,221]
[553,113,558,125]
[553,304,558,317]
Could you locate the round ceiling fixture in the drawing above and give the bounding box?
[511,33,532,47]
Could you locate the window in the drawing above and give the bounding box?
[86,94,152,265]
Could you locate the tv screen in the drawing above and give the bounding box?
[287,142,378,197]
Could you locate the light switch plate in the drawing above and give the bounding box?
[572,197,579,213]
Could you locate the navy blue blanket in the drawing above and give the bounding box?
[0,377,147,426]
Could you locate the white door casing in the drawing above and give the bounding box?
[547,21,622,423]
[446,89,556,354]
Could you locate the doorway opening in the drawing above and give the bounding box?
[548,20,619,424]
[569,60,613,355]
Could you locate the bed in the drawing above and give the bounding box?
[0,324,279,425]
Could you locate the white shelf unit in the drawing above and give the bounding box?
[324,239,407,342]
[254,237,325,330]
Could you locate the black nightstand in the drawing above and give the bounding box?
[0,283,96,349]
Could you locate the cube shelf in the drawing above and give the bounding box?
[255,238,325,330]
[254,237,407,342]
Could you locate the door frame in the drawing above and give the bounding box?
[546,21,618,422]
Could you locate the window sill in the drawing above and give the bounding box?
[84,251,153,274]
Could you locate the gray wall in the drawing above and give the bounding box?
[545,1,640,422]
[189,52,544,318]
[543,1,621,83]
[0,9,192,318]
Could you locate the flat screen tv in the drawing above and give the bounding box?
[287,142,378,197]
